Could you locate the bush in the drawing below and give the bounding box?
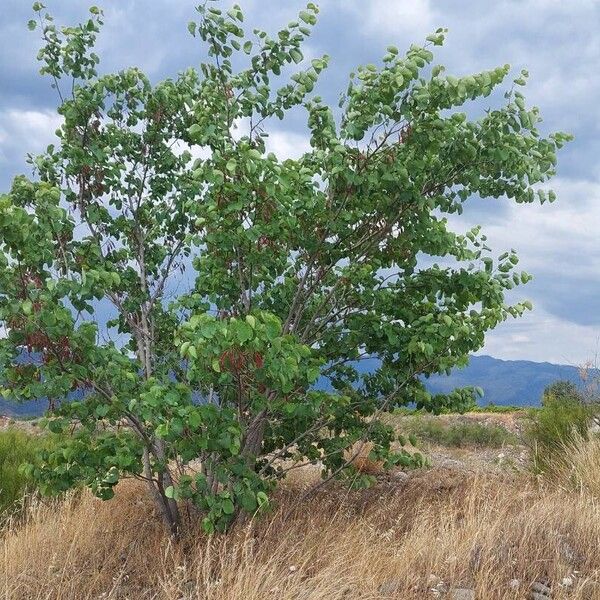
[471,404,527,414]
[525,381,592,474]
[0,428,54,513]
[401,416,517,448]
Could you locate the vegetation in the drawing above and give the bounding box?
[0,2,569,536]
[525,381,593,474]
[0,429,55,513]
[4,458,600,600]
[400,415,518,448]
[394,403,528,415]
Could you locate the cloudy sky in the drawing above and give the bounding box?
[1,0,598,366]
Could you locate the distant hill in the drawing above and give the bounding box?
[0,355,588,417]
[425,355,586,407]
[318,355,588,408]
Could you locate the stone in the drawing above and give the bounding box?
[531,580,551,598]
[378,580,401,595]
[391,470,409,483]
[508,579,520,589]
[560,576,574,588]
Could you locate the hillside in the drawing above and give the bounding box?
[425,355,587,407]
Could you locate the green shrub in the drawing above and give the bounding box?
[0,428,55,513]
[471,404,528,414]
[401,416,517,448]
[525,381,592,474]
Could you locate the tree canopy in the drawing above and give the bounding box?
[0,2,570,534]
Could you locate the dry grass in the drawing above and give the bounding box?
[547,434,600,499]
[3,446,600,599]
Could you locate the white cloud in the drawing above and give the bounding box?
[445,175,600,362]
[265,130,311,160]
[454,177,600,280]
[338,0,436,37]
[0,109,61,166]
[479,306,600,366]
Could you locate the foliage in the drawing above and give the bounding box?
[399,415,517,448]
[471,404,528,414]
[394,404,527,415]
[526,380,592,474]
[0,428,57,513]
[0,2,569,534]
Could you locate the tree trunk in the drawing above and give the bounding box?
[241,409,267,468]
[142,446,181,537]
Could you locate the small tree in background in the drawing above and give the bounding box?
[527,380,591,474]
[0,2,570,534]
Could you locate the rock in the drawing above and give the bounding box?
[556,532,581,564]
[508,579,520,589]
[391,470,409,483]
[379,580,401,595]
[560,576,574,588]
[531,580,551,598]
[450,588,475,600]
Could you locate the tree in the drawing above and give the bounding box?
[542,380,582,405]
[1,2,570,535]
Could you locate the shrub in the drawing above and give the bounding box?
[525,381,592,474]
[401,416,517,448]
[0,428,54,513]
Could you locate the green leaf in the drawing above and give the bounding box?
[202,518,215,534]
[222,498,235,514]
[256,491,269,508]
[235,321,253,343]
[239,491,257,512]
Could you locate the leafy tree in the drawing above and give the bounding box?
[542,380,582,405]
[527,380,591,474]
[0,2,570,534]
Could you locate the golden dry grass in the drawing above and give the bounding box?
[552,434,600,498]
[3,442,600,599]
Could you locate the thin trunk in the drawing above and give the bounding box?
[241,409,268,468]
[142,447,180,536]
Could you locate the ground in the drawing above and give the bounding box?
[2,408,600,599]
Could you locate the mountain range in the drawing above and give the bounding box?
[0,355,588,417]
[425,354,587,407]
